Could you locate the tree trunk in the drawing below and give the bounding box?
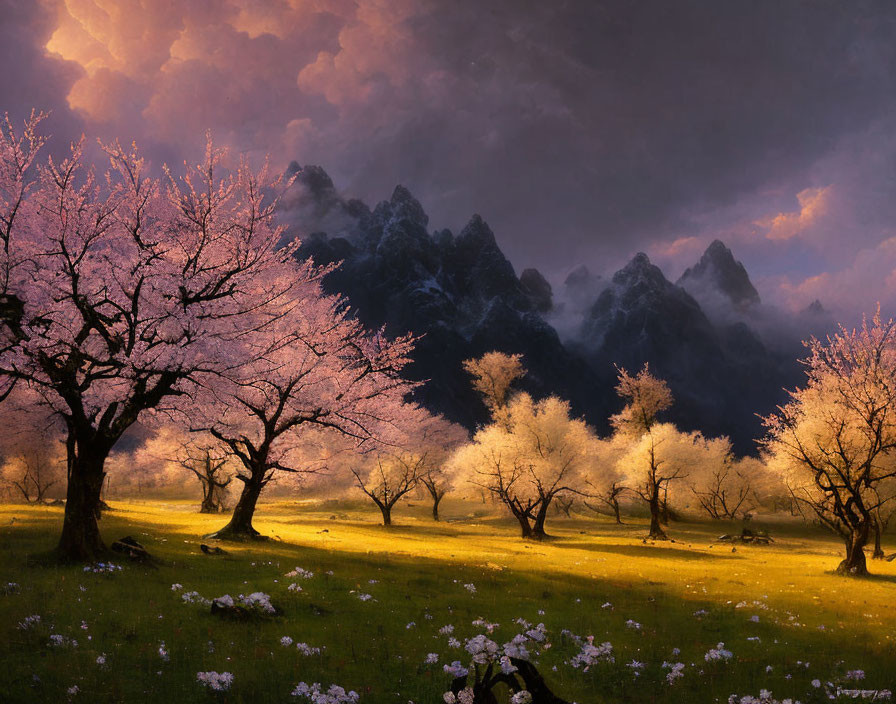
[532,497,552,540]
[423,482,444,521]
[647,491,668,540]
[380,502,392,526]
[515,511,533,539]
[837,523,870,575]
[871,518,885,560]
[57,449,108,562]
[611,499,623,525]
[210,472,265,539]
[660,485,672,524]
[199,485,219,514]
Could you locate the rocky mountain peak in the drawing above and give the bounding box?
[678,239,760,307]
[289,164,337,200]
[802,298,826,316]
[612,252,671,291]
[456,214,497,250]
[389,185,429,228]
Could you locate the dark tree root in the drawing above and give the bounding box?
[49,545,114,566]
[449,658,569,704]
[110,536,152,561]
[835,560,869,577]
[200,544,228,555]
[203,526,269,542]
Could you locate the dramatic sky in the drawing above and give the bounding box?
[4,0,896,319]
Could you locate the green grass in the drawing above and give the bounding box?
[1,499,894,703]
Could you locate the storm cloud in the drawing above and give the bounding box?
[3,0,896,320]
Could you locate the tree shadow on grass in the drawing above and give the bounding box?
[565,540,741,561]
[825,570,896,585]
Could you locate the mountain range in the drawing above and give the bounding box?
[280,164,834,454]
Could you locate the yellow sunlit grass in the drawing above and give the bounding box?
[3,499,895,701]
[5,498,892,639]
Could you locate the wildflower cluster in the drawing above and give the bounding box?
[82,563,123,574]
[296,642,322,656]
[49,634,78,648]
[705,642,734,662]
[182,591,211,606]
[568,636,615,670]
[290,682,359,703]
[239,592,276,614]
[17,614,41,630]
[212,591,277,614]
[663,661,686,684]
[196,671,233,691]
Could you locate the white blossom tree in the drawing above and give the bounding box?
[610,364,676,539]
[452,393,598,539]
[686,438,764,520]
[463,351,525,420]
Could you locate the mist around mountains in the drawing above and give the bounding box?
[279,164,836,455]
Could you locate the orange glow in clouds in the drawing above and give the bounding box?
[758,186,832,241]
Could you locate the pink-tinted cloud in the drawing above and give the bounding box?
[4,0,896,317]
[756,186,832,241]
[773,235,896,317]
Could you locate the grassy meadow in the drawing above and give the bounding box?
[1,499,895,703]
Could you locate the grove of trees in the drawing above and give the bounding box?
[0,114,416,558]
[1,113,895,575]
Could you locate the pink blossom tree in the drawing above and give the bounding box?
[201,311,415,539]
[763,311,896,575]
[347,406,465,525]
[0,112,374,560]
[0,391,66,504]
[415,414,468,521]
[176,441,233,514]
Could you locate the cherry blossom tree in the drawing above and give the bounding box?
[452,393,598,539]
[763,312,896,575]
[0,424,65,504]
[348,407,466,525]
[0,113,345,560]
[177,442,232,514]
[351,453,421,527]
[584,480,630,524]
[869,479,896,559]
[414,414,467,521]
[200,305,415,539]
[0,389,66,503]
